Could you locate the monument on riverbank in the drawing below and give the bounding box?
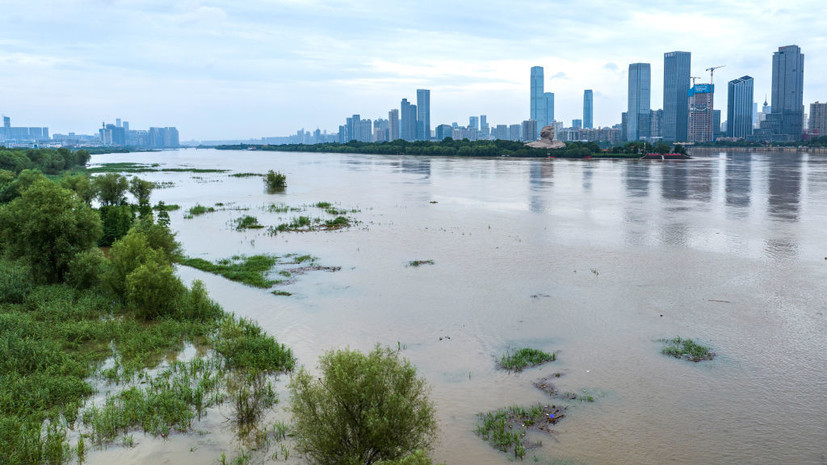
[526,125,565,149]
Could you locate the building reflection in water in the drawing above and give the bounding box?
[767,153,801,222]
[529,161,553,213]
[725,153,752,211]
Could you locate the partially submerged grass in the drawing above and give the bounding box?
[233,215,265,230]
[180,255,281,288]
[271,290,292,296]
[660,337,715,362]
[188,204,215,216]
[475,404,566,460]
[407,260,435,267]
[230,172,264,178]
[153,203,181,211]
[499,348,556,371]
[85,163,227,174]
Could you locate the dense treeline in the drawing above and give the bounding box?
[0,153,294,464]
[0,147,90,174]
[216,138,615,158]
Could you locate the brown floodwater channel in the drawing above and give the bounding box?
[85,148,827,465]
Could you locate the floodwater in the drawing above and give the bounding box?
[86,148,827,465]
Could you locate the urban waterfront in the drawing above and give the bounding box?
[81,148,827,465]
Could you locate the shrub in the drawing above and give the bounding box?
[125,252,186,320]
[264,170,287,191]
[179,280,222,322]
[65,248,108,290]
[289,346,438,465]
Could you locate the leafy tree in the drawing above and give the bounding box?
[94,173,129,206]
[0,169,47,203]
[289,346,438,465]
[128,177,154,219]
[59,173,96,205]
[130,218,182,262]
[156,201,171,227]
[99,205,134,247]
[65,248,108,290]
[125,251,186,320]
[0,179,102,283]
[265,170,287,191]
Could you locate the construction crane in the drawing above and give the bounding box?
[705,65,726,84]
[690,76,702,86]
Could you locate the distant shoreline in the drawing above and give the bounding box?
[688,146,827,154]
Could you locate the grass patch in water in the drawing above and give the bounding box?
[85,163,227,174]
[407,260,435,267]
[475,404,566,460]
[499,348,556,371]
[233,215,264,230]
[180,255,281,288]
[271,290,292,296]
[230,172,264,178]
[660,337,715,362]
[188,204,215,216]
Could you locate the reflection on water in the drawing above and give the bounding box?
[85,149,827,465]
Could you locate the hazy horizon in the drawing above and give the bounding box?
[1,0,825,140]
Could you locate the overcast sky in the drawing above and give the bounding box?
[1,0,825,140]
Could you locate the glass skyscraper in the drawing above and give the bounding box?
[771,45,804,139]
[727,76,754,138]
[400,99,417,141]
[544,92,554,124]
[416,89,430,141]
[530,66,546,136]
[627,63,651,141]
[583,89,593,129]
[663,51,691,142]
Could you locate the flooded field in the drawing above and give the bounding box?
[86,148,827,465]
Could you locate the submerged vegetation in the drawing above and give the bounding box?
[499,348,556,371]
[475,404,566,460]
[84,162,228,174]
[264,170,287,191]
[661,337,715,362]
[0,151,294,463]
[180,255,281,288]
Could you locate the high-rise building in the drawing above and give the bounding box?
[688,84,715,143]
[663,51,691,142]
[416,89,430,141]
[583,90,593,129]
[400,99,417,141]
[770,45,805,140]
[544,93,555,124]
[469,116,479,132]
[347,115,361,142]
[436,124,453,140]
[530,66,546,135]
[727,75,754,138]
[627,63,651,141]
[388,109,400,141]
[480,115,489,137]
[650,109,663,139]
[509,124,522,141]
[572,119,582,129]
[521,120,538,141]
[810,102,827,136]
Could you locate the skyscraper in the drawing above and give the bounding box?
[480,115,489,137]
[416,89,430,141]
[388,109,399,141]
[727,76,754,138]
[627,63,651,141]
[663,51,691,142]
[544,93,555,123]
[530,66,546,135]
[583,90,593,129]
[771,45,804,139]
[400,99,417,141]
[810,102,827,136]
[469,116,479,131]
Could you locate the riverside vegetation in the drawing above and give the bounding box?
[0,148,293,464]
[0,148,441,465]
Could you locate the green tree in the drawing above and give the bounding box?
[128,177,154,219]
[125,251,186,320]
[99,205,134,247]
[289,346,438,465]
[0,179,102,283]
[94,173,129,206]
[265,170,287,191]
[59,173,96,205]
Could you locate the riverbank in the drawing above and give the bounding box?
[689,145,827,154]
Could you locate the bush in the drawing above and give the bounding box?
[289,346,438,465]
[264,170,287,191]
[179,280,222,322]
[65,248,108,290]
[99,204,134,247]
[125,251,186,320]
[0,260,32,303]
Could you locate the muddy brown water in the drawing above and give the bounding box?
[85,149,827,465]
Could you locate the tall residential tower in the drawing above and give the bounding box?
[530,66,546,137]
[771,45,804,140]
[416,89,430,141]
[583,90,593,129]
[727,76,754,138]
[627,63,651,141]
[663,51,691,142]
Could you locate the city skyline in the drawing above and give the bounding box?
[1,1,826,139]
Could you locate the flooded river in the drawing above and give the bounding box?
[87,148,827,465]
